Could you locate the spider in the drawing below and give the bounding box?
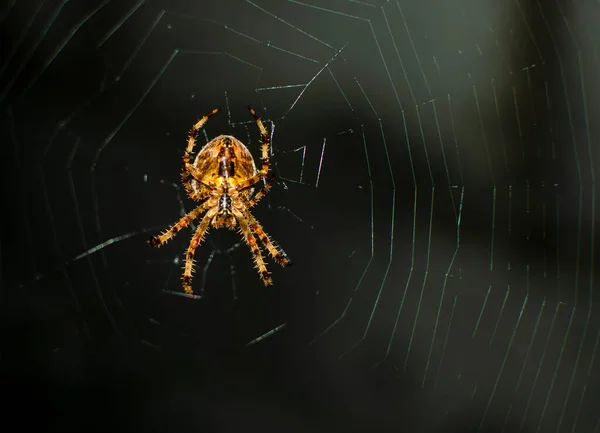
[148,106,292,294]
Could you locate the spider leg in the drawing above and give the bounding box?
[182,207,219,294]
[181,170,214,201]
[236,106,271,191]
[232,208,272,286]
[182,107,220,198]
[184,162,216,189]
[244,210,292,267]
[246,175,275,208]
[148,201,210,248]
[184,107,220,165]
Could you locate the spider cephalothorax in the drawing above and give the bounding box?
[149,107,291,294]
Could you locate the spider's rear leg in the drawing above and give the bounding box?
[182,207,218,294]
[245,212,292,268]
[148,202,209,248]
[237,107,271,192]
[234,208,273,286]
[184,107,220,166]
[181,107,220,194]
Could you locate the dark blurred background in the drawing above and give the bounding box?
[1,0,599,431]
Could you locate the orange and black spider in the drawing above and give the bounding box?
[148,106,292,294]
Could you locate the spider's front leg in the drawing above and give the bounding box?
[233,208,272,286]
[245,210,292,267]
[148,202,209,247]
[182,207,219,294]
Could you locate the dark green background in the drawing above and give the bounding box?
[1,0,599,431]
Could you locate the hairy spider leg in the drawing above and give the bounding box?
[148,201,210,248]
[181,171,213,202]
[182,107,220,199]
[236,106,270,191]
[232,207,272,286]
[184,162,217,189]
[182,207,219,294]
[244,210,292,267]
[246,175,276,208]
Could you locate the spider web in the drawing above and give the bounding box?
[1,0,599,431]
